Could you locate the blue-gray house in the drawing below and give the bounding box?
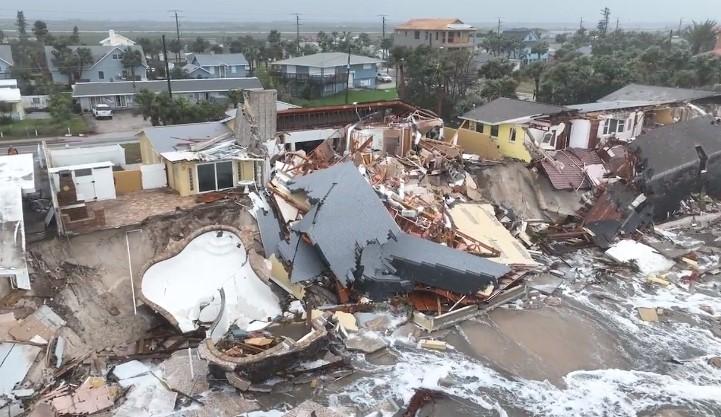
[0,45,14,79]
[44,45,148,85]
[183,53,250,78]
[270,52,383,98]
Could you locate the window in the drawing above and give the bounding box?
[436,32,439,41]
[424,32,428,40]
[112,53,119,59]
[238,160,255,183]
[475,123,484,134]
[98,71,104,80]
[490,125,499,138]
[414,31,420,40]
[188,167,194,191]
[404,31,408,37]
[74,168,92,177]
[197,161,234,193]
[32,97,40,104]
[603,118,627,135]
[541,131,556,148]
[509,128,517,143]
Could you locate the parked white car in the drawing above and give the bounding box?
[92,104,113,120]
[376,73,393,83]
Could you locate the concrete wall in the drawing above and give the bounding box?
[446,127,502,160]
[393,30,474,49]
[460,121,531,162]
[139,134,160,165]
[113,169,143,194]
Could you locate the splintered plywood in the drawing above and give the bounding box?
[449,203,538,268]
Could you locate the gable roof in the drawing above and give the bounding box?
[567,100,662,113]
[395,18,473,31]
[99,30,136,47]
[190,53,249,67]
[0,45,13,66]
[45,45,148,74]
[502,29,539,41]
[631,117,721,180]
[182,63,212,75]
[598,83,721,104]
[72,77,263,97]
[272,52,382,68]
[460,97,570,125]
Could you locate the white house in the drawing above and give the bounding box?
[99,30,136,47]
[0,79,24,120]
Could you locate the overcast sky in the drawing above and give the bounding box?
[0,0,719,24]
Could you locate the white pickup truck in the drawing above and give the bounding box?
[92,104,113,120]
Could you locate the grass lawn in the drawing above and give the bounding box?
[0,116,90,139]
[121,143,142,164]
[289,88,399,107]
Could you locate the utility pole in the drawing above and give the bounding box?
[677,18,684,36]
[497,18,502,36]
[579,18,584,30]
[162,35,172,98]
[378,14,388,61]
[170,9,182,64]
[345,44,351,105]
[292,13,301,56]
[615,18,620,32]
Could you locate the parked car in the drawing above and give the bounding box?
[92,104,113,120]
[376,73,393,83]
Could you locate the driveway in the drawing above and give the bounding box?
[85,111,152,134]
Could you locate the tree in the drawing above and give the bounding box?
[530,41,549,59]
[481,77,519,101]
[227,89,244,108]
[121,47,144,81]
[190,37,210,53]
[684,20,718,55]
[168,39,182,57]
[48,92,73,122]
[598,7,611,36]
[267,30,283,60]
[133,90,226,126]
[70,26,80,44]
[170,66,189,79]
[32,20,49,43]
[479,59,515,79]
[16,11,27,41]
[210,44,224,54]
[75,47,94,82]
[522,61,547,99]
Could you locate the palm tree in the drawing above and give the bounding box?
[75,47,94,83]
[121,47,144,82]
[684,20,718,55]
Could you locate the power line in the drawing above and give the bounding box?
[291,13,301,56]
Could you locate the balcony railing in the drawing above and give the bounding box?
[270,70,349,85]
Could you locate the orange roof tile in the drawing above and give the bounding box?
[395,18,473,31]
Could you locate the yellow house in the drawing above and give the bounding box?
[458,97,569,162]
[137,121,264,197]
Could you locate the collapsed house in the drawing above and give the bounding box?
[632,116,721,219]
[259,162,511,301]
[0,153,35,296]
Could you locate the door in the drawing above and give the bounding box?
[92,167,117,200]
[73,168,97,201]
[216,161,234,190]
[197,164,216,193]
[568,119,592,149]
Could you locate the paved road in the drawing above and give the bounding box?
[0,131,139,155]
